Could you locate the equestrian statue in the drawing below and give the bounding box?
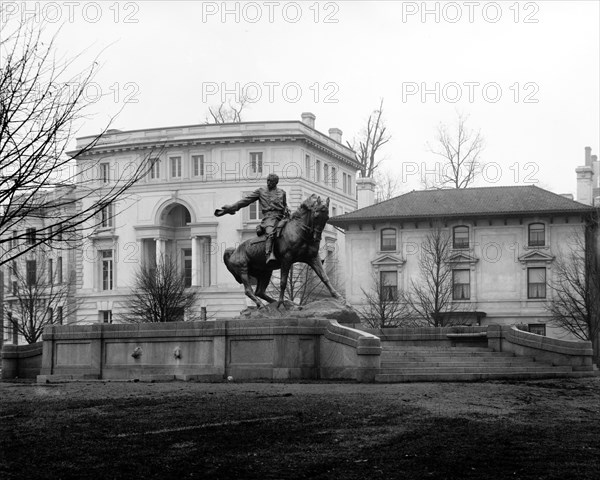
[214,174,342,308]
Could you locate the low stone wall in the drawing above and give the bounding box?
[36,319,382,383]
[1,342,43,379]
[362,326,489,348]
[487,325,594,371]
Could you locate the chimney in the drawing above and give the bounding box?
[585,146,592,166]
[356,177,377,209]
[328,128,343,144]
[301,112,315,129]
[576,165,594,205]
[592,155,599,188]
[560,193,574,200]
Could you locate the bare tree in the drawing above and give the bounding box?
[374,168,402,203]
[404,225,465,326]
[547,229,600,362]
[124,257,199,323]
[347,99,391,178]
[0,19,151,268]
[205,96,248,124]
[359,272,413,329]
[424,113,485,189]
[4,251,77,344]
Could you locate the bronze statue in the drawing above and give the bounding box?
[215,173,289,266]
[218,193,342,308]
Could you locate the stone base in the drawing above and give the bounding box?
[238,298,361,324]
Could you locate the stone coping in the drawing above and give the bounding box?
[1,342,43,359]
[489,325,593,357]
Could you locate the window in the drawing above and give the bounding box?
[47,307,53,324]
[100,163,110,183]
[529,223,545,247]
[192,155,204,177]
[150,158,160,179]
[11,261,18,277]
[528,267,546,299]
[305,155,311,179]
[381,228,396,251]
[316,159,321,182]
[453,226,469,249]
[528,324,546,336]
[331,167,337,187]
[12,281,17,295]
[48,259,53,284]
[101,250,114,290]
[380,271,398,301]
[11,230,18,249]
[170,156,182,178]
[183,249,192,288]
[342,172,352,195]
[452,269,470,300]
[324,164,329,185]
[250,152,263,174]
[101,204,114,228]
[100,310,112,324]
[57,257,63,283]
[57,306,63,325]
[26,260,36,285]
[332,206,337,217]
[243,191,260,221]
[26,228,36,245]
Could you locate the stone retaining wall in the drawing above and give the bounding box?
[1,343,43,379]
[24,319,382,382]
[487,325,594,371]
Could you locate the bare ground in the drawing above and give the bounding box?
[1,377,599,479]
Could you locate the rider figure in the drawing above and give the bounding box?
[215,173,290,266]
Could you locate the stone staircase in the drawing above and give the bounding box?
[375,345,589,382]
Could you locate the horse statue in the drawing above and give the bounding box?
[223,194,342,308]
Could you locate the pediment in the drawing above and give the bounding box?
[518,250,555,264]
[448,252,479,265]
[371,254,405,267]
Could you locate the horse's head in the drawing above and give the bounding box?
[292,194,330,241]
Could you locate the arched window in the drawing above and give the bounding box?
[381,228,396,251]
[528,223,545,247]
[453,226,469,249]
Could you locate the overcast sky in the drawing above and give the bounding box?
[11,0,599,195]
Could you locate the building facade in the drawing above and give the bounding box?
[70,113,359,323]
[330,185,597,338]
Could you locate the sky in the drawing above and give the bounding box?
[5,0,600,196]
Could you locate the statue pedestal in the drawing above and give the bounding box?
[237,298,361,325]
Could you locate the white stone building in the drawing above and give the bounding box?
[330,184,597,338]
[71,114,359,323]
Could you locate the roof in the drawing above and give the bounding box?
[330,185,596,225]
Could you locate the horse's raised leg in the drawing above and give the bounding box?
[255,273,276,304]
[277,262,292,308]
[306,257,342,299]
[240,269,264,308]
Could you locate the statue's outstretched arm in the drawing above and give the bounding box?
[214,189,260,217]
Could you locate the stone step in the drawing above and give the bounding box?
[381,351,516,359]
[375,370,586,383]
[382,346,492,352]
[378,365,574,375]
[380,359,539,368]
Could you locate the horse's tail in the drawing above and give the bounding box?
[223,247,243,284]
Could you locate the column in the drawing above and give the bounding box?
[155,238,165,265]
[199,237,208,287]
[191,236,198,286]
[209,235,217,286]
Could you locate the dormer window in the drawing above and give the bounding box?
[453,226,469,249]
[529,223,545,247]
[381,228,396,251]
